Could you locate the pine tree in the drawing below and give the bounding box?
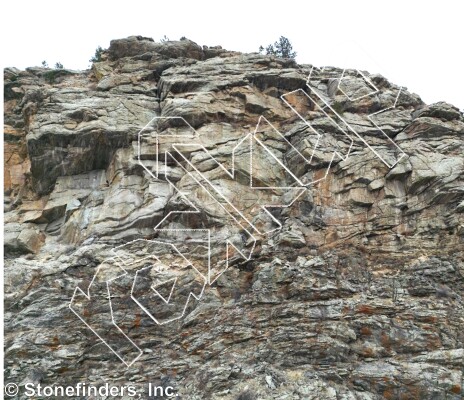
[259,36,296,59]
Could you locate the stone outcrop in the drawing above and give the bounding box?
[3,36,464,399]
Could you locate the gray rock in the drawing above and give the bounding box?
[3,36,464,400]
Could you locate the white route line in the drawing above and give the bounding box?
[128,240,207,325]
[337,69,379,102]
[306,66,406,168]
[70,65,408,366]
[69,257,143,367]
[152,277,177,304]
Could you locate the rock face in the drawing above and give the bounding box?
[4,36,464,399]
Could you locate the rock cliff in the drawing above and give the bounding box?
[4,35,464,399]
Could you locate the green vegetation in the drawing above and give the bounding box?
[43,63,64,83]
[259,36,297,59]
[44,70,59,84]
[89,46,104,63]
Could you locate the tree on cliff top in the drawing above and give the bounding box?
[259,36,297,59]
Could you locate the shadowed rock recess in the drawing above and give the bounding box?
[4,36,464,399]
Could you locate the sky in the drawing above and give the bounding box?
[1,0,463,109]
